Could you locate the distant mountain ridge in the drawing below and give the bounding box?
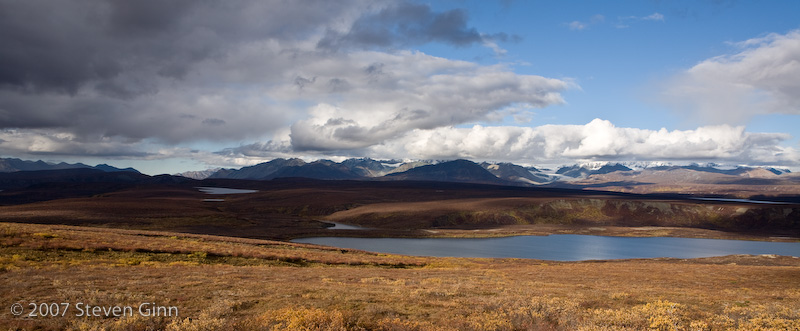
[556,164,633,178]
[553,162,791,179]
[177,157,797,185]
[1,157,794,188]
[383,159,506,184]
[175,168,224,180]
[480,162,551,184]
[209,158,408,180]
[209,158,306,180]
[0,158,139,173]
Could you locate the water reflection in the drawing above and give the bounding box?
[292,235,800,261]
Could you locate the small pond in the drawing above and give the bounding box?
[197,187,258,195]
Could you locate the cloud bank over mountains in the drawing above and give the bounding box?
[0,0,797,171]
[228,119,797,167]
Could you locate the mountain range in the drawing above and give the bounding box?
[1,157,796,191]
[196,157,793,185]
[204,158,529,184]
[382,159,505,184]
[0,158,139,173]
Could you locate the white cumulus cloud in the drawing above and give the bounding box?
[663,29,800,124]
[364,119,799,166]
[286,51,570,151]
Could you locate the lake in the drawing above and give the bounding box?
[324,222,371,230]
[197,187,258,194]
[292,235,800,261]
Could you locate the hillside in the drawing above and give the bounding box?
[0,169,191,205]
[1,177,797,241]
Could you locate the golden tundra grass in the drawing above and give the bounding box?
[1,222,799,330]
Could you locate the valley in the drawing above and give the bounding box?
[1,158,799,330]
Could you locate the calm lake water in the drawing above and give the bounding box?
[292,235,800,261]
[197,187,258,195]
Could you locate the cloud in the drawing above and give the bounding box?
[215,118,799,167]
[0,0,372,144]
[7,0,788,171]
[0,0,534,156]
[615,12,665,28]
[566,15,604,31]
[318,2,484,50]
[0,0,357,95]
[570,13,665,31]
[568,21,587,31]
[364,119,799,166]
[641,13,665,21]
[0,129,152,157]
[662,29,800,124]
[318,1,512,56]
[285,52,570,151]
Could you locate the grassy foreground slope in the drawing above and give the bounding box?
[2,222,799,330]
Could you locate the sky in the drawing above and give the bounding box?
[1,0,799,175]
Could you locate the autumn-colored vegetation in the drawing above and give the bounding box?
[2,222,799,330]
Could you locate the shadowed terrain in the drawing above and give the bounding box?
[0,177,798,241]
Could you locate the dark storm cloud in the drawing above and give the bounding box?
[0,0,193,95]
[107,0,197,38]
[0,0,572,163]
[202,118,226,126]
[0,0,359,96]
[0,0,361,146]
[317,2,484,50]
[0,0,199,94]
[0,0,112,94]
[483,32,523,43]
[216,140,293,157]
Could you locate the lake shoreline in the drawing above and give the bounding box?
[304,223,800,243]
